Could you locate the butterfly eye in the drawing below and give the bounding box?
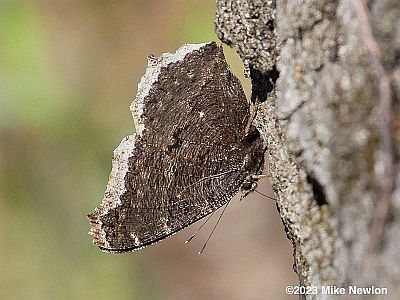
[241,180,253,191]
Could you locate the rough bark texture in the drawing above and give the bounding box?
[215,0,400,299]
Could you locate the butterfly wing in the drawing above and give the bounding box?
[88,42,264,252]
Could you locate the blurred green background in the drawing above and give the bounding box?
[0,1,297,299]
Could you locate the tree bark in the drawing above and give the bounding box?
[215,1,400,299]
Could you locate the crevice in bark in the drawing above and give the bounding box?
[250,65,279,103]
[306,174,328,206]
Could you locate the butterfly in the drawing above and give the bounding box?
[88,42,265,253]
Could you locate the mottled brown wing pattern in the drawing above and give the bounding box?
[88,42,264,252]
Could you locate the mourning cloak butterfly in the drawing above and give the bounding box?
[88,42,265,253]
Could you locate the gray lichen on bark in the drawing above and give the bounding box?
[215,0,400,299]
[215,0,278,71]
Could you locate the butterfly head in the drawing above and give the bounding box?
[241,174,259,197]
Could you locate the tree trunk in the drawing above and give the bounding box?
[215,1,400,299]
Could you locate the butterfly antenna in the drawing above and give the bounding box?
[198,200,231,254]
[239,192,245,202]
[185,211,215,244]
[254,190,276,201]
